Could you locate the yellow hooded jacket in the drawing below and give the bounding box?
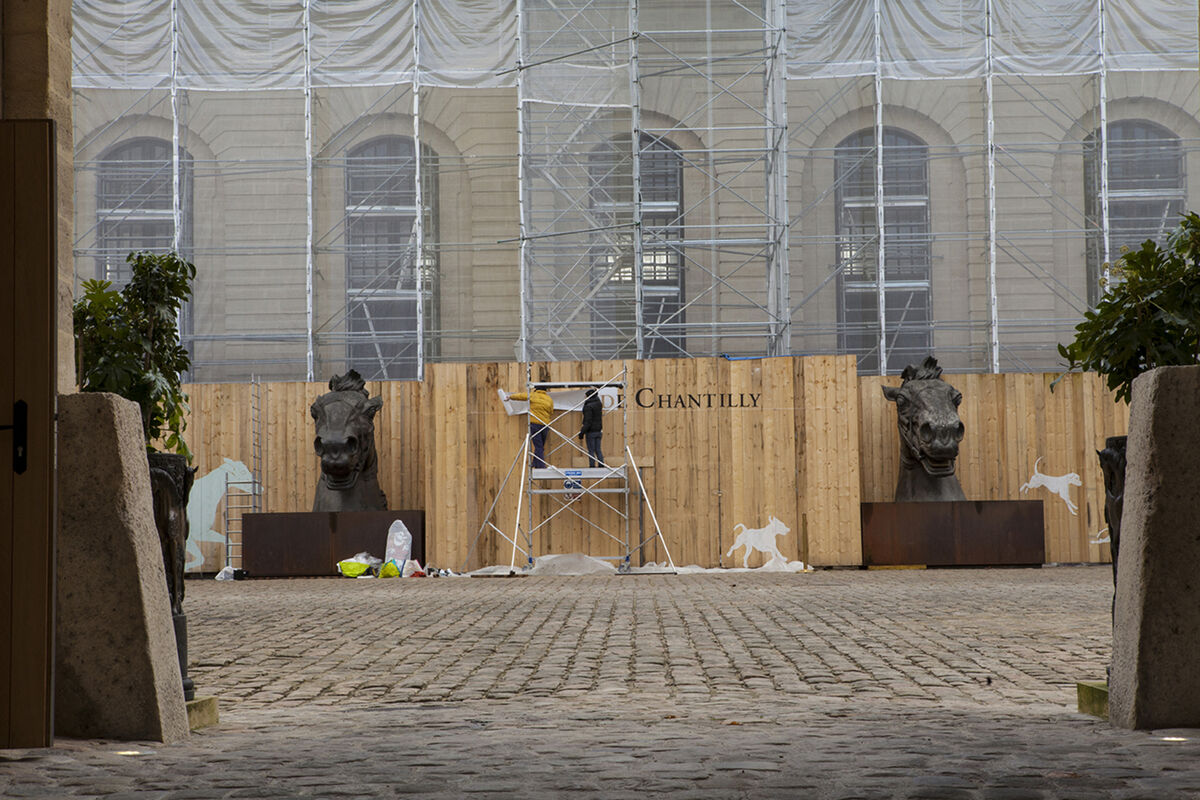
[509,389,553,426]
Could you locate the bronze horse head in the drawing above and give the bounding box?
[882,356,966,502]
[311,370,388,511]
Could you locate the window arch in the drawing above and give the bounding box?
[1085,119,1184,305]
[95,137,193,285]
[343,135,438,380]
[834,127,932,374]
[589,133,685,358]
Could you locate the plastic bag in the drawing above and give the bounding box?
[385,520,412,565]
[215,566,235,581]
[337,551,382,578]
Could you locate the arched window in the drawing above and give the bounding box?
[96,137,194,359]
[835,128,932,374]
[1085,119,1184,306]
[589,133,684,358]
[95,137,193,285]
[344,135,438,380]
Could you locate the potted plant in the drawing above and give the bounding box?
[73,249,198,699]
[1058,211,1200,596]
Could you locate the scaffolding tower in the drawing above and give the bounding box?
[470,364,675,573]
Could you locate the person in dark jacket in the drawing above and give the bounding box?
[579,388,604,467]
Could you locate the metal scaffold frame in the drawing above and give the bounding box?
[467,364,675,574]
[72,0,1200,382]
[782,0,1167,375]
[515,0,791,363]
[222,376,265,569]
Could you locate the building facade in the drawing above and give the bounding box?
[72,0,1200,382]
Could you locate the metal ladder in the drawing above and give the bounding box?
[223,376,264,569]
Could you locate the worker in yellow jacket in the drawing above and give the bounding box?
[505,385,553,468]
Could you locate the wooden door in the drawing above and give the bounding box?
[0,121,57,747]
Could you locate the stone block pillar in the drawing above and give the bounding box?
[55,392,189,742]
[1110,365,1200,729]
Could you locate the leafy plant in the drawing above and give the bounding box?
[74,251,197,459]
[1058,212,1200,404]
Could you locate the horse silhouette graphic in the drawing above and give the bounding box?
[1020,457,1081,515]
[186,458,254,571]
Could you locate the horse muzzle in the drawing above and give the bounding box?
[919,456,958,477]
[321,460,360,490]
[919,443,959,476]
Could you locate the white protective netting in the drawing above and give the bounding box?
[73,0,1199,380]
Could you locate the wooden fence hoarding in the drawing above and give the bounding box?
[182,357,1125,573]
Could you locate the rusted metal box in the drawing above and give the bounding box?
[242,510,425,577]
[860,500,1044,567]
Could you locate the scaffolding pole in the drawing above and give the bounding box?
[985,0,1000,373]
[413,0,426,380]
[872,0,887,375]
[516,0,530,364]
[303,0,316,381]
[170,0,181,255]
[630,0,645,360]
[1097,0,1113,289]
[765,0,790,356]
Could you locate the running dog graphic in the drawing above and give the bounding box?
[726,516,790,568]
[1020,457,1081,515]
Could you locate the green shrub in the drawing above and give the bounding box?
[73,251,196,459]
[1059,212,1200,404]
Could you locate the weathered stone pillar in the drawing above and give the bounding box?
[56,392,189,742]
[1110,365,1200,729]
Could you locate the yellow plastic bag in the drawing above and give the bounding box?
[337,559,372,578]
[378,559,402,578]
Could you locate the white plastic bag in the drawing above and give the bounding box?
[215,566,235,581]
[385,519,413,569]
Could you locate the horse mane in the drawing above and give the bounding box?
[899,356,943,384]
[328,369,367,396]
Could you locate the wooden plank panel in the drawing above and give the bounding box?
[805,356,861,565]
[624,358,659,564]
[1044,373,1073,562]
[181,360,1132,570]
[660,358,685,564]
[858,374,899,504]
[760,357,800,563]
[425,363,469,569]
[725,359,751,564]
[264,381,284,513]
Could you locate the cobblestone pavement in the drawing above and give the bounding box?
[6,566,1200,798]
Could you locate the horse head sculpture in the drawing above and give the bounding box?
[311,369,388,512]
[882,356,966,502]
